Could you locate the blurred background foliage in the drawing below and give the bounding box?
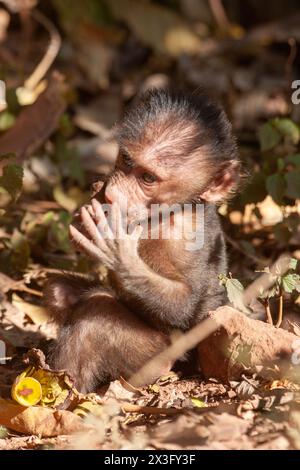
[0,0,300,292]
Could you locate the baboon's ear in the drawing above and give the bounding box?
[200,161,240,202]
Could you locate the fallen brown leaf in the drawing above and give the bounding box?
[12,294,50,325]
[106,0,202,57]
[0,399,85,437]
[0,72,67,168]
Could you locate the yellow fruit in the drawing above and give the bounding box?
[11,377,42,407]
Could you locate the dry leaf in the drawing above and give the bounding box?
[0,399,85,437]
[12,294,50,325]
[73,400,103,418]
[0,72,67,168]
[103,379,138,402]
[106,0,201,57]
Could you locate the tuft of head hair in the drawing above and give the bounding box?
[119,88,238,169]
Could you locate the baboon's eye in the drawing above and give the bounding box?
[142,173,156,184]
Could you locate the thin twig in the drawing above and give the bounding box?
[121,403,181,416]
[285,37,297,91]
[129,317,218,387]
[24,9,61,91]
[209,0,231,32]
[265,299,273,325]
[276,293,284,328]
[12,284,43,297]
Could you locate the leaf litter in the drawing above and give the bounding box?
[1,0,300,451]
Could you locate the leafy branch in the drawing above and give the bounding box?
[219,258,300,328]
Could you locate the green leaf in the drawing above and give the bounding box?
[266,173,286,205]
[282,273,300,294]
[289,258,298,271]
[258,284,278,299]
[286,154,300,167]
[0,111,15,131]
[284,171,300,199]
[258,122,281,151]
[277,158,285,171]
[58,113,74,138]
[0,164,23,200]
[191,397,207,408]
[54,134,85,186]
[273,118,300,145]
[49,211,72,253]
[0,425,7,439]
[53,185,77,212]
[10,230,31,271]
[240,173,267,205]
[225,277,251,314]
